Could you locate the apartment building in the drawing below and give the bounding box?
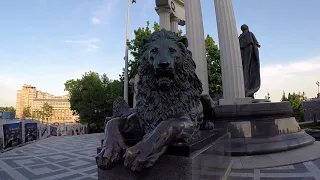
[15,84,78,124]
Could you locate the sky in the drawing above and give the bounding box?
[0,0,319,106]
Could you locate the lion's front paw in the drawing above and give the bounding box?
[96,137,127,170]
[123,142,166,172]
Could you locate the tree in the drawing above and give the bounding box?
[22,106,32,118]
[299,91,307,101]
[281,92,304,121]
[0,106,15,113]
[32,109,42,120]
[41,102,53,124]
[265,92,270,100]
[65,71,123,128]
[281,91,287,101]
[205,35,222,97]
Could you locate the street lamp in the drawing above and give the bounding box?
[316,81,320,98]
[123,0,134,103]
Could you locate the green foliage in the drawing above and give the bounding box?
[0,106,15,113]
[281,92,304,121]
[41,102,53,123]
[65,71,123,127]
[22,106,32,118]
[205,35,222,97]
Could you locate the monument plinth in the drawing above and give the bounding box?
[97,130,232,180]
[214,102,315,155]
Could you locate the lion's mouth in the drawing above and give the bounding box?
[155,68,174,79]
[156,77,172,88]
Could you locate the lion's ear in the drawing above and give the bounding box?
[141,37,149,47]
[179,36,188,48]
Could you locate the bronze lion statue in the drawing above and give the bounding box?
[96,29,215,172]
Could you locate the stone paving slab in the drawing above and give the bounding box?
[0,133,103,180]
[1,133,320,180]
[228,160,320,179]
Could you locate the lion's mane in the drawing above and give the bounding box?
[135,29,203,133]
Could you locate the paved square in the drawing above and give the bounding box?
[228,161,320,180]
[1,133,320,180]
[0,133,103,180]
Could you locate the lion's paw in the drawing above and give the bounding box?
[123,143,166,172]
[96,139,126,170]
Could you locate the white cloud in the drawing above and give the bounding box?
[91,0,120,25]
[255,56,320,102]
[86,44,99,52]
[64,38,102,52]
[91,17,101,24]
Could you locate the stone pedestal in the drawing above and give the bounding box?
[156,7,171,31]
[214,0,247,104]
[214,101,315,155]
[97,130,232,180]
[185,0,209,94]
[170,17,179,33]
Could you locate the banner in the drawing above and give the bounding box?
[50,126,57,136]
[0,112,15,119]
[3,122,22,149]
[24,123,38,143]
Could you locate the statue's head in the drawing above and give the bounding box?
[136,29,203,133]
[241,24,249,32]
[138,29,198,89]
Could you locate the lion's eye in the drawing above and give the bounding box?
[151,48,158,53]
[169,47,176,53]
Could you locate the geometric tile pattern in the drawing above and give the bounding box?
[228,160,320,180]
[0,133,103,180]
[1,133,320,180]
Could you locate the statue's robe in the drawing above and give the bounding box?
[239,31,261,98]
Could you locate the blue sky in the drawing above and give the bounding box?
[0,0,319,106]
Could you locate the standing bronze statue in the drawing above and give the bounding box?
[239,24,261,98]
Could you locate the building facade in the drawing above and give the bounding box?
[15,84,78,124]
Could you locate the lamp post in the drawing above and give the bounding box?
[123,0,135,103]
[316,81,320,98]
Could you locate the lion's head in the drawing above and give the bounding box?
[135,29,203,133]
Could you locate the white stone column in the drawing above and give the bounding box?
[156,7,171,31]
[170,17,179,33]
[133,74,139,108]
[214,0,251,105]
[185,0,209,94]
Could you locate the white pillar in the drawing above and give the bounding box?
[156,7,171,31]
[185,0,209,94]
[170,17,179,33]
[133,74,139,108]
[214,0,251,105]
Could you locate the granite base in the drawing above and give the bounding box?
[214,101,315,155]
[97,132,232,180]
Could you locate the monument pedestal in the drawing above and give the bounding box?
[214,101,315,156]
[97,130,232,180]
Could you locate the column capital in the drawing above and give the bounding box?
[170,16,180,22]
[155,7,172,15]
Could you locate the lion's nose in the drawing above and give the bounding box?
[158,62,170,69]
